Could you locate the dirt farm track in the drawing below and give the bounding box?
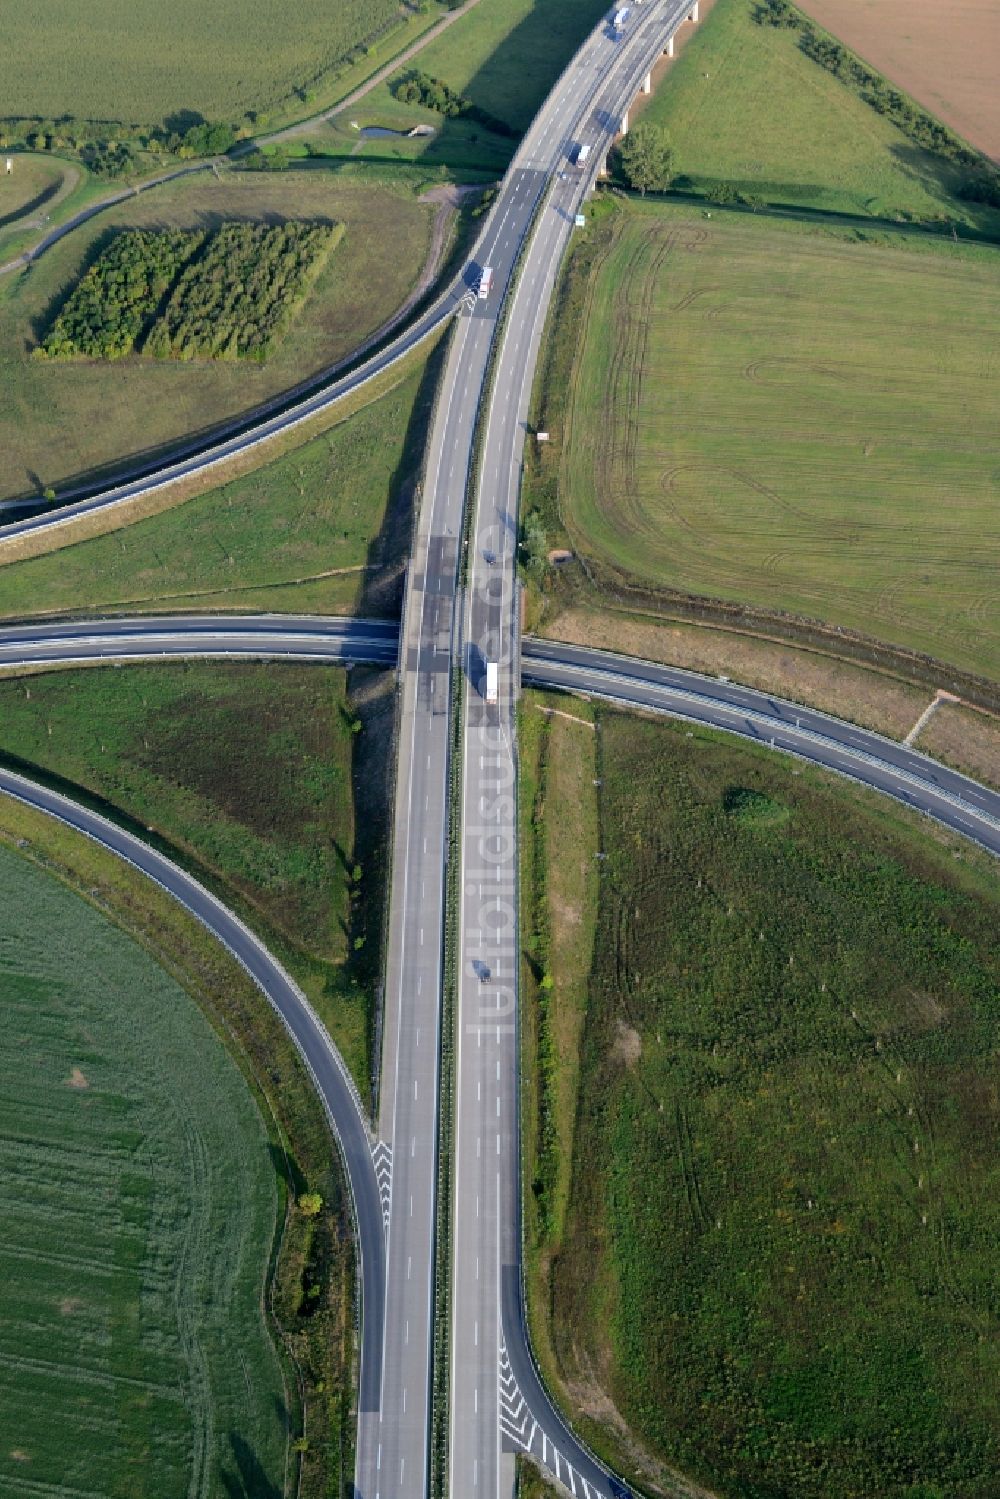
[796,0,1000,161]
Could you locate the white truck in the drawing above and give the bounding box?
[572,141,592,169]
[484,661,499,705]
[612,5,630,36]
[478,265,494,300]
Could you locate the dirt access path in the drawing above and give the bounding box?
[796,0,1000,162]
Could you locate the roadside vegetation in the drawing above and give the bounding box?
[522,699,1000,1499]
[0,168,435,503]
[516,1456,563,1498]
[525,198,1000,692]
[0,840,289,1495]
[0,663,393,1091]
[0,336,440,617]
[0,795,356,1498]
[633,0,1000,233]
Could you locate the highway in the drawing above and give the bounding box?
[5,5,997,1499]
[0,613,995,1499]
[376,3,706,1497]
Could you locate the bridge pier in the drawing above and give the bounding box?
[665,33,674,58]
[641,70,651,94]
[689,0,700,20]
[620,107,629,135]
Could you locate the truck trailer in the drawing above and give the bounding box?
[478,265,494,300]
[484,661,499,705]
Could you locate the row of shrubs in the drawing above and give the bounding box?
[0,118,240,178]
[37,220,339,362]
[753,0,1000,208]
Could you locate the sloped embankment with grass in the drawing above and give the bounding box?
[523,700,1000,1498]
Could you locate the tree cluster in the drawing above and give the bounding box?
[753,0,797,25]
[38,230,203,359]
[619,122,675,196]
[144,220,340,362]
[37,221,339,363]
[392,69,517,138]
[393,69,468,117]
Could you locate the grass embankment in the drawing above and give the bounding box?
[0,841,289,1494]
[0,168,434,503]
[308,0,611,174]
[528,199,1000,689]
[523,699,1000,1499]
[0,336,441,618]
[0,796,355,1499]
[635,0,1000,234]
[0,663,393,1091]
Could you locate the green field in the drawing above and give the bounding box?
[0,663,391,1086]
[0,841,288,1495]
[0,0,401,128]
[637,0,1000,232]
[524,704,1000,1498]
[0,338,437,618]
[328,0,610,171]
[549,202,1000,683]
[0,167,434,502]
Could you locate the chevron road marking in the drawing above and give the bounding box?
[372,1140,393,1235]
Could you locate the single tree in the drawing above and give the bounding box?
[619,122,675,196]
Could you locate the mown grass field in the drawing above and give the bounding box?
[526,703,1000,1499]
[553,202,1000,683]
[334,0,610,171]
[0,167,434,502]
[0,0,400,128]
[0,338,437,618]
[635,0,1000,231]
[0,663,392,1087]
[0,841,288,1495]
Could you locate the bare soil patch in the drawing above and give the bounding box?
[65,1066,89,1089]
[796,0,1000,161]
